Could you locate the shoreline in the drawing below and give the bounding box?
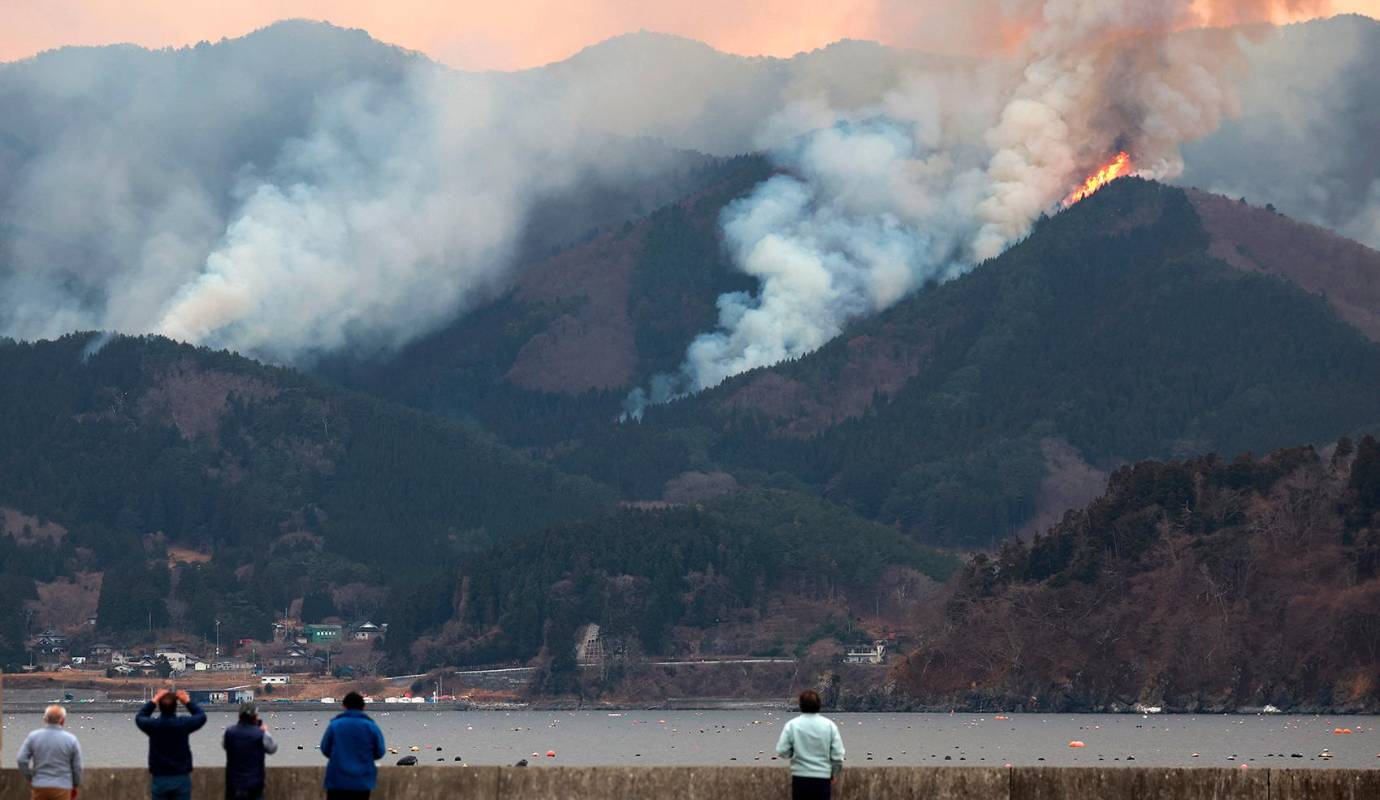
[3,701,1373,715]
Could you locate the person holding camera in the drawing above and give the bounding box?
[135,689,207,800]
[224,702,279,800]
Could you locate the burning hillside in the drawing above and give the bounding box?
[1065,151,1136,206]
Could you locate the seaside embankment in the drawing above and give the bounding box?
[1,766,1376,799]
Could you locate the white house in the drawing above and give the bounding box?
[156,651,190,672]
[260,675,291,686]
[843,642,887,665]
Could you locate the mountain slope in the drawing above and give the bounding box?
[324,154,771,440]
[387,489,959,671]
[554,179,1380,545]
[0,333,614,662]
[889,438,1380,713]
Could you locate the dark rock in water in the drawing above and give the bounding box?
[515,758,529,767]
[454,756,463,762]
[396,755,418,766]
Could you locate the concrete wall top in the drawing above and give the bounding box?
[2,766,1378,799]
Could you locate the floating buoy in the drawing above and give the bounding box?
[1069,741,1086,748]
[547,750,556,758]
[410,746,420,752]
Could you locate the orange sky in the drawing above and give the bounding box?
[4,0,1378,69]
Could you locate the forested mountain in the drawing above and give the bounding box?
[4,17,1380,687]
[0,334,953,672]
[350,178,1380,550]
[0,334,613,664]
[7,178,1377,677]
[386,490,957,675]
[889,437,1380,713]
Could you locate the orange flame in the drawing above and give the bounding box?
[1063,151,1133,206]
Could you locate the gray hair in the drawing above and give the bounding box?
[43,705,66,725]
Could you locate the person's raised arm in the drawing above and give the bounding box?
[261,722,279,755]
[774,720,794,760]
[17,731,35,781]
[176,692,207,731]
[135,700,158,733]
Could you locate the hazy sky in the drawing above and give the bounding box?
[5,0,1378,69]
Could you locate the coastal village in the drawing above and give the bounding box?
[13,619,407,704]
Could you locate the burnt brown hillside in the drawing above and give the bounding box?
[891,438,1380,713]
[1189,189,1380,341]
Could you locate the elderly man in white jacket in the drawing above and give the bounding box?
[17,705,83,800]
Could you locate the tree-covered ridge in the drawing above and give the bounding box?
[892,438,1380,713]
[581,179,1380,545]
[323,154,771,446]
[0,333,614,663]
[386,489,959,672]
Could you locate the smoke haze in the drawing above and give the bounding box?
[627,0,1338,413]
[0,12,1375,384]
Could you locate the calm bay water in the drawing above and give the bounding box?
[5,710,1378,769]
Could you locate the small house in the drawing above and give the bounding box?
[305,624,342,644]
[843,642,887,665]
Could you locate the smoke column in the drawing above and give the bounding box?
[624,0,1326,416]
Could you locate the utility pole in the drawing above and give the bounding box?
[215,618,222,660]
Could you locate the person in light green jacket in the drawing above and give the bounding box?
[775,690,845,800]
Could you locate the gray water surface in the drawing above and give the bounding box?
[5,711,1377,769]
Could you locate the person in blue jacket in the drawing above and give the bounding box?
[320,692,386,800]
[135,689,208,800]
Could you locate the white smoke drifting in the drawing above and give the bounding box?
[0,26,725,361]
[0,10,1367,386]
[625,0,1324,417]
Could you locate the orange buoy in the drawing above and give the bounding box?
[1069,741,1086,748]
[547,750,556,758]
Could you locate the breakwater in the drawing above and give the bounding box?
[2,767,1377,799]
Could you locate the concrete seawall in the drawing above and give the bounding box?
[3,767,1379,799]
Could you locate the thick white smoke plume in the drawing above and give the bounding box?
[154,70,588,360]
[625,0,1322,417]
[0,26,723,361]
[1,9,1363,387]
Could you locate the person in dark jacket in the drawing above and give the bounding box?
[135,689,207,800]
[223,703,278,800]
[319,692,385,800]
